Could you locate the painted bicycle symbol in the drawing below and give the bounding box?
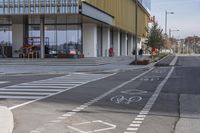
[110,89,147,104]
[111,95,142,104]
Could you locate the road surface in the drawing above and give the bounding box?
[0,55,199,133]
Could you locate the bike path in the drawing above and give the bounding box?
[12,69,146,133]
[20,66,171,133]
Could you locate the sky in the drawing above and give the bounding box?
[151,0,200,38]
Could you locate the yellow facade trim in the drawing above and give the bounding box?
[83,0,149,36]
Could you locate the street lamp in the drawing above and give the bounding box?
[165,11,174,36]
[169,29,180,38]
[169,29,180,53]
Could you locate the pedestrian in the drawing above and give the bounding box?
[132,50,136,55]
[139,48,143,57]
[109,48,114,57]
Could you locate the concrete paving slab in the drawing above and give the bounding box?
[175,118,200,133]
[175,94,200,133]
[180,94,200,118]
[0,106,14,133]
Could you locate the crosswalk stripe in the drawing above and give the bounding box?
[24,82,82,85]
[20,83,76,86]
[0,73,112,101]
[33,81,84,83]
[0,89,62,92]
[0,95,43,99]
[0,92,52,95]
[0,81,9,84]
[10,86,71,89]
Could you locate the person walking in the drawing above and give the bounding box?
[139,48,143,57]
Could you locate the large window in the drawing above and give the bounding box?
[28,14,81,56]
[44,24,81,55]
[0,25,12,45]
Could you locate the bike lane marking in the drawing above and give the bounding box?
[30,68,154,133]
[124,66,175,133]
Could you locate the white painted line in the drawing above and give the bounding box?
[21,83,76,86]
[30,131,41,133]
[0,81,9,84]
[137,115,146,118]
[125,66,175,133]
[127,128,138,131]
[68,112,76,115]
[80,105,88,108]
[121,89,147,95]
[62,114,72,117]
[0,89,62,92]
[129,124,140,127]
[139,111,149,115]
[11,85,71,89]
[132,121,142,124]
[9,73,116,110]
[30,68,154,133]
[33,82,84,84]
[0,92,52,95]
[68,120,116,133]
[76,107,85,110]
[72,109,81,112]
[124,132,136,133]
[67,126,86,133]
[0,95,42,99]
[92,126,116,132]
[170,55,178,66]
[74,121,92,125]
[135,118,145,121]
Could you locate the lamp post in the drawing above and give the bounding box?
[134,0,138,65]
[169,29,180,53]
[169,29,180,38]
[165,11,174,36]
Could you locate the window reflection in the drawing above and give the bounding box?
[44,24,81,56]
[28,23,82,56]
[0,25,12,45]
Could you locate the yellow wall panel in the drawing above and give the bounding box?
[83,0,149,36]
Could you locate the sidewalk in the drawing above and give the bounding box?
[0,56,134,66]
[0,56,151,75]
[0,106,14,133]
[175,94,200,133]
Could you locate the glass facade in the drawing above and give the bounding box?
[0,0,79,15]
[28,16,81,56]
[0,25,12,45]
[45,25,81,55]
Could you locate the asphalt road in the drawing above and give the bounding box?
[1,55,200,133]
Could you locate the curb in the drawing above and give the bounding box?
[0,106,14,133]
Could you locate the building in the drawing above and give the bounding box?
[185,36,200,54]
[0,0,151,58]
